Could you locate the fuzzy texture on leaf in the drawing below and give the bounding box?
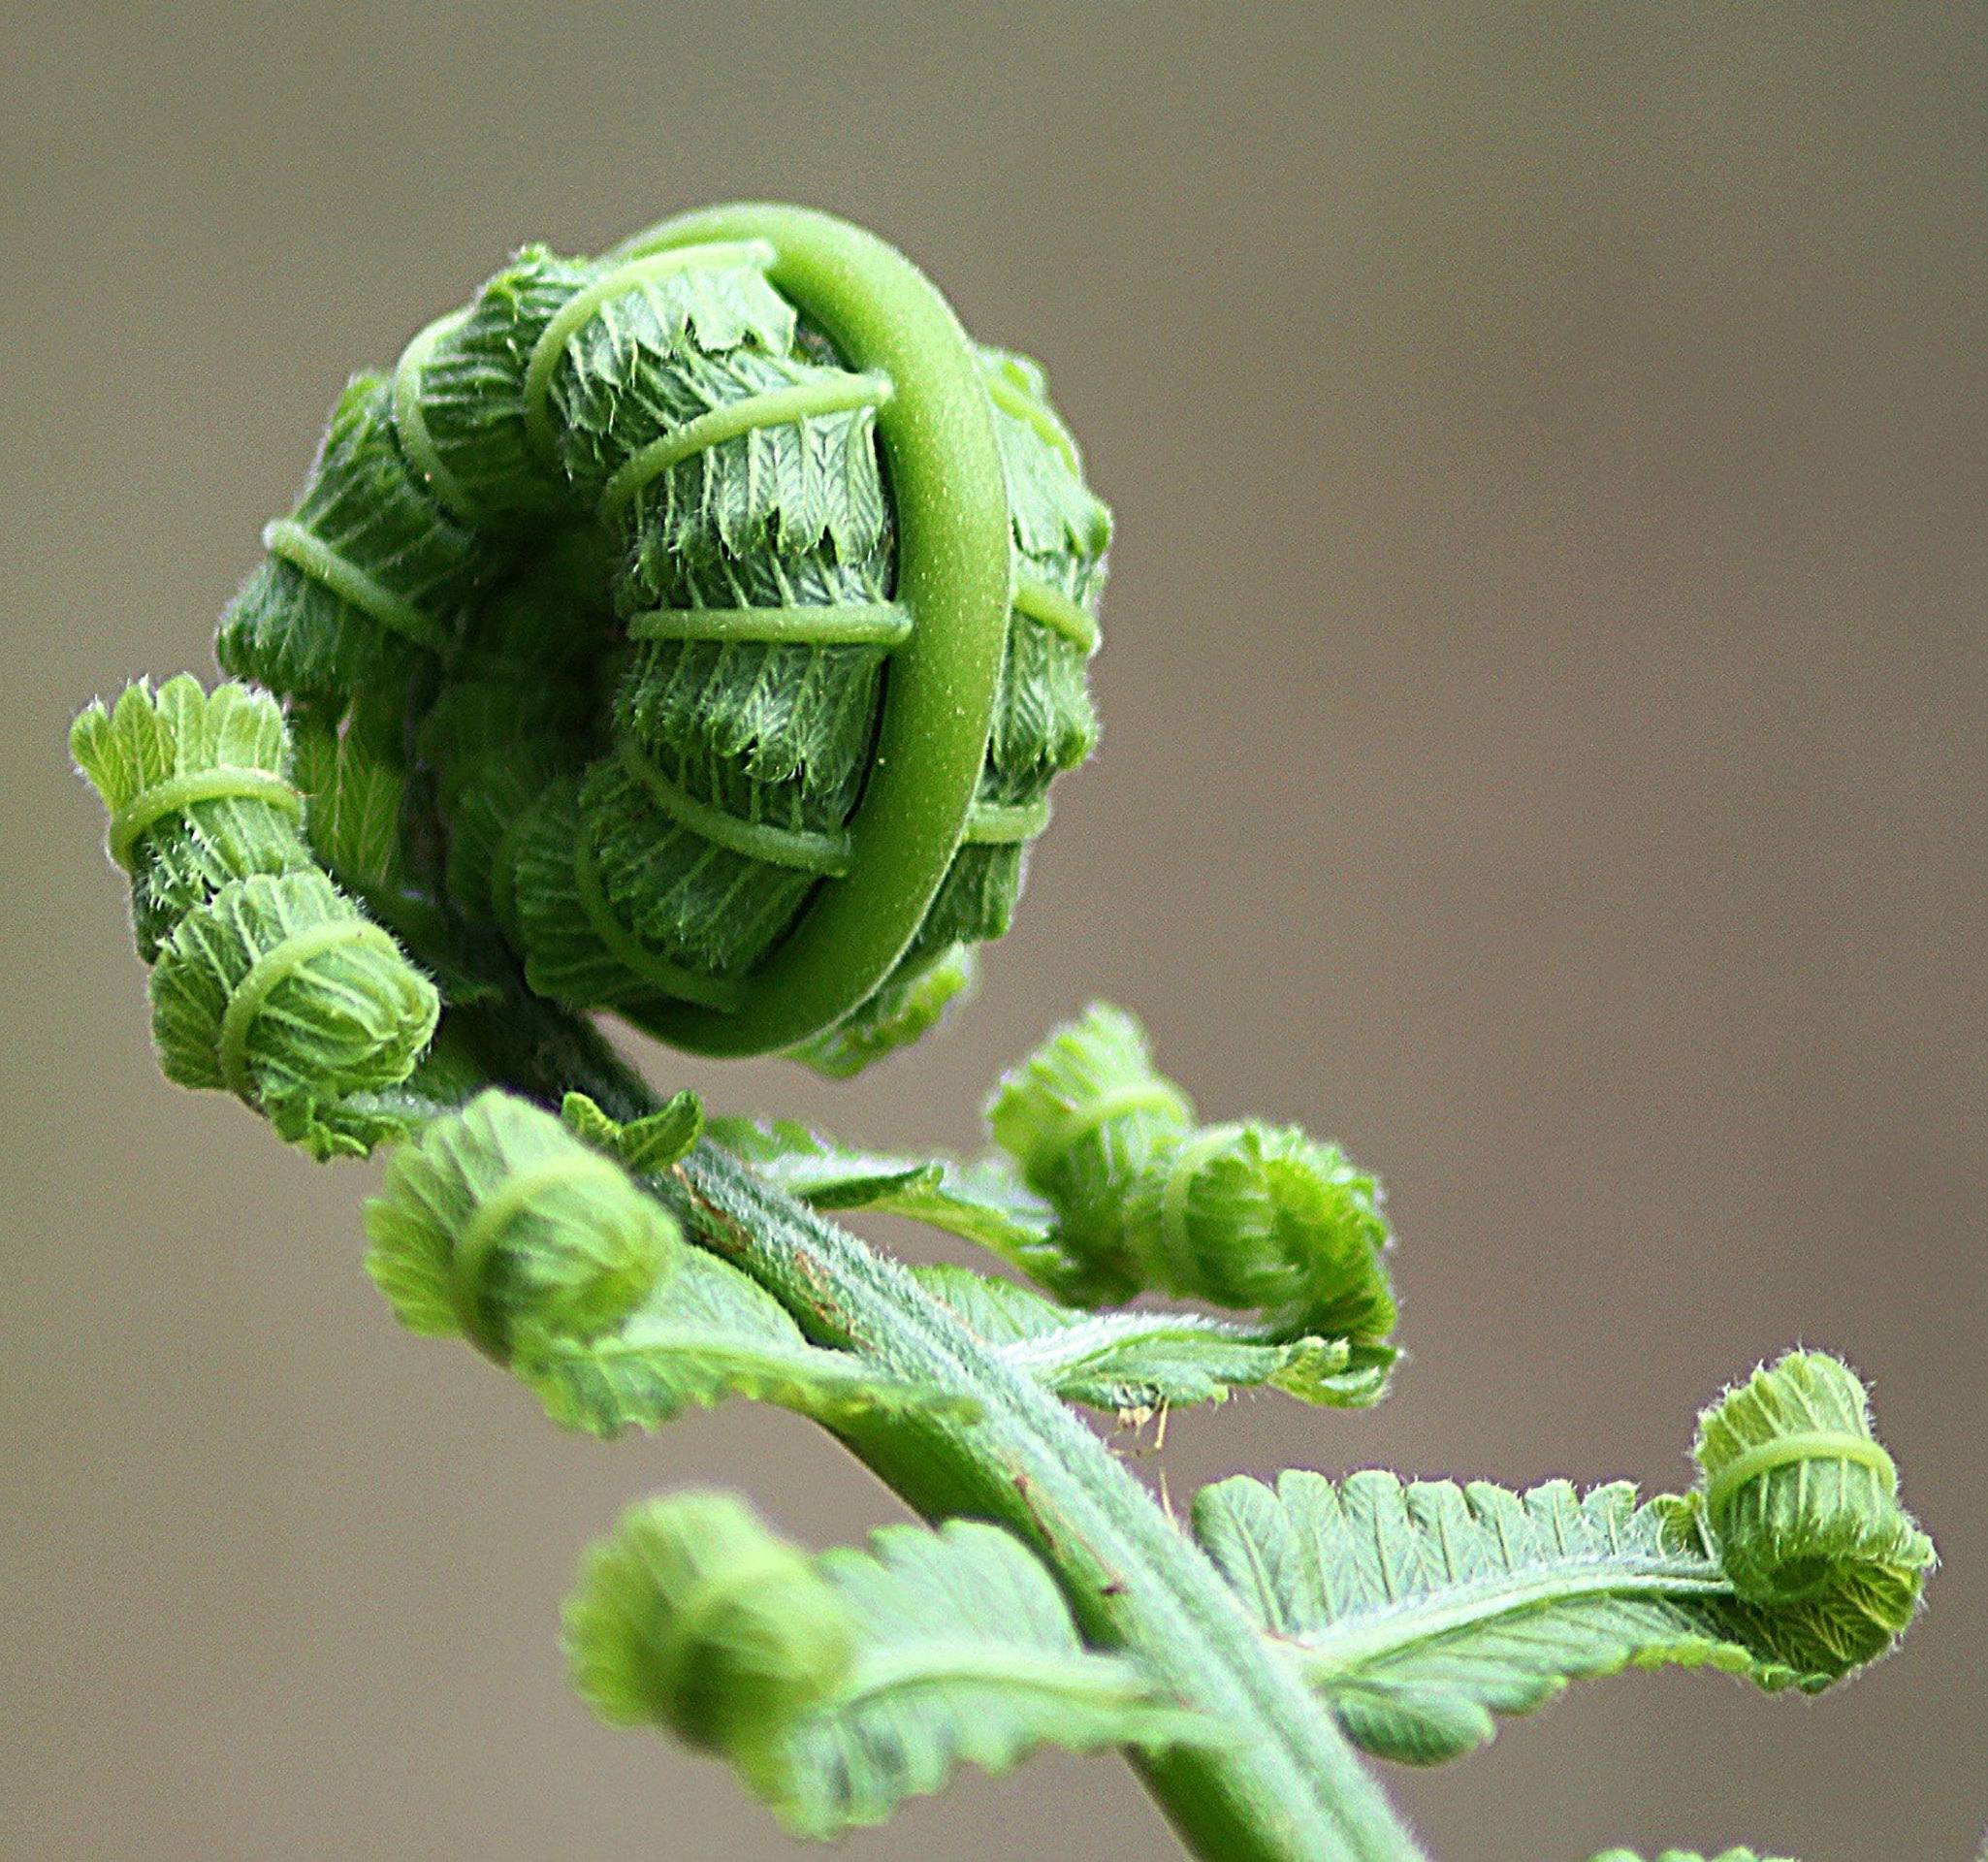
[148,869,437,1159]
[72,676,315,960]
[568,1496,1212,1839]
[912,1264,1389,1412]
[987,1004,1399,1350]
[704,1114,1065,1280]
[514,1246,968,1436]
[366,1089,679,1359]
[1693,1349,1933,1640]
[1195,1353,1931,1767]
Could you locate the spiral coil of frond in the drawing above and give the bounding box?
[213,205,1108,1063]
[986,1003,1398,1350]
[1686,1349,1934,1680]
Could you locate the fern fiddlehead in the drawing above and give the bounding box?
[216,204,1105,1063]
[986,1004,1399,1360]
[73,676,438,1157]
[72,202,1939,1862]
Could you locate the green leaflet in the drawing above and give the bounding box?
[150,869,437,1160]
[1194,1357,1931,1768]
[76,677,441,1158]
[72,675,314,960]
[702,1121,1391,1410]
[987,1004,1400,1348]
[1194,1472,1762,1765]
[912,1264,1388,1412]
[704,1114,1066,1282]
[367,1091,943,1429]
[561,1089,705,1174]
[516,1246,967,1436]
[218,373,492,698]
[566,1491,857,1758]
[1694,1350,1933,1632]
[568,1495,1213,1840]
[366,1090,678,1358]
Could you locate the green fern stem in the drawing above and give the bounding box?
[445,987,1426,1862]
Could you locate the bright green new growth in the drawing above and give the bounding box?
[72,203,1938,1862]
[1694,1350,1934,1644]
[213,209,1106,1062]
[365,1089,679,1360]
[1193,1357,1930,1768]
[73,676,439,1158]
[567,1493,1213,1837]
[567,1492,858,1755]
[984,1004,1399,1370]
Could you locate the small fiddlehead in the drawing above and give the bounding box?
[566,1491,1214,1838]
[565,1491,859,1757]
[365,1089,679,1363]
[74,677,439,1157]
[215,205,1107,1063]
[987,1003,1398,1350]
[1689,1349,1935,1669]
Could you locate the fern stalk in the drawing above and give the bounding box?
[446,985,1427,1862]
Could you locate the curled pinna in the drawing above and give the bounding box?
[1690,1349,1934,1676]
[365,1090,680,1363]
[987,1004,1397,1351]
[74,677,438,1157]
[565,1491,856,1757]
[217,204,1107,1065]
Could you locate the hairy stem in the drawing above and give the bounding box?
[453,993,1427,1862]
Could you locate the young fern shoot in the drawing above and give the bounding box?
[74,203,1934,1862]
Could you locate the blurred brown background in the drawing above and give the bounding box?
[2,4,1980,1858]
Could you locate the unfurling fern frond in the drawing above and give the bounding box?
[566,1493,1212,1838]
[366,1092,960,1431]
[1192,1351,1932,1767]
[209,206,1109,1067]
[985,1004,1398,1358]
[75,677,439,1158]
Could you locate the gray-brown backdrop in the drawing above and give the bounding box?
[4,4,1980,1858]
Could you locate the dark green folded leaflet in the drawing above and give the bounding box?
[416,535,609,931]
[514,251,899,996]
[218,374,492,698]
[399,244,598,523]
[567,1495,1211,1840]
